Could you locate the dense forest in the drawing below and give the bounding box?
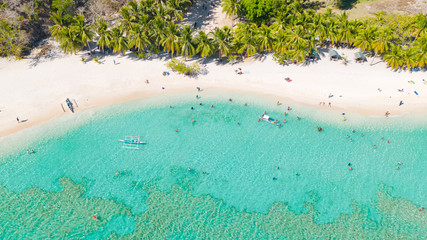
[1,0,426,70]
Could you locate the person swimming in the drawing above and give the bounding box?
[191,107,194,110]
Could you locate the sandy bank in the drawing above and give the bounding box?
[0,47,426,138]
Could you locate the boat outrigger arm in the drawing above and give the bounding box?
[66,98,74,113]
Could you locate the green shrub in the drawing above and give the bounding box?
[166,58,201,75]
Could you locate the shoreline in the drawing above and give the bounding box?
[1,47,427,138]
[2,88,427,159]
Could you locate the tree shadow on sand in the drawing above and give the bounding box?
[181,0,221,31]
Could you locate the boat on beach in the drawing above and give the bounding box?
[66,98,74,113]
[259,114,281,126]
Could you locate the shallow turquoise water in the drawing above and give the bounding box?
[0,93,426,238]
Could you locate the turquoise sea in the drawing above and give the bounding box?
[0,92,426,239]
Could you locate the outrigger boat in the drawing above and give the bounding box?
[119,135,146,149]
[118,139,147,144]
[66,98,74,113]
[259,114,281,126]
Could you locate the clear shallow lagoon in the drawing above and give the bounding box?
[0,93,426,239]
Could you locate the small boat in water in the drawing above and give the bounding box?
[119,136,146,149]
[66,98,74,113]
[259,114,280,126]
[118,139,147,144]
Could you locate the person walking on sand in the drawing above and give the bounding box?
[16,117,19,123]
[328,102,331,107]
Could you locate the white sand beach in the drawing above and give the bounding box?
[1,45,426,138]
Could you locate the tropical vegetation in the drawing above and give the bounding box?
[166,57,201,75]
[2,0,427,71]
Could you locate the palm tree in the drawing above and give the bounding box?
[413,13,427,39]
[400,48,417,70]
[49,10,66,41]
[371,27,393,65]
[161,21,180,57]
[286,25,308,49]
[119,6,137,34]
[210,27,233,59]
[149,16,166,47]
[413,36,427,68]
[288,44,310,64]
[353,23,375,52]
[336,13,358,46]
[194,31,214,58]
[237,34,257,57]
[72,14,94,52]
[271,17,286,33]
[234,23,254,41]
[109,27,129,54]
[129,24,151,53]
[59,26,81,54]
[257,24,273,53]
[96,18,111,53]
[273,29,288,54]
[165,6,184,21]
[383,45,402,70]
[178,25,196,59]
[222,0,240,18]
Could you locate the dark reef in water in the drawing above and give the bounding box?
[0,169,425,239]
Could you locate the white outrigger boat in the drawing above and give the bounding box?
[259,114,281,126]
[119,136,146,149]
[118,139,146,144]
